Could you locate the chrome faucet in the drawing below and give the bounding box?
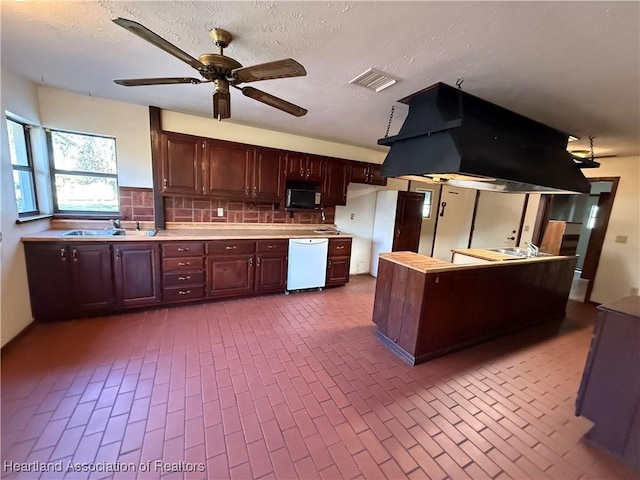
[111,218,122,230]
[524,241,539,257]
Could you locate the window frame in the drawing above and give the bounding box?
[7,117,40,217]
[46,128,120,216]
[416,188,434,219]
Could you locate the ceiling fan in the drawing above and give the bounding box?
[112,18,308,120]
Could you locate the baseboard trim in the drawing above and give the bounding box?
[1,321,35,355]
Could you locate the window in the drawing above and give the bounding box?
[586,204,599,229]
[47,129,119,214]
[7,118,39,216]
[417,188,433,218]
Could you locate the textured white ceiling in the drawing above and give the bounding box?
[2,1,639,157]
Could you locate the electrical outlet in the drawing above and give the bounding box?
[217,207,224,217]
[615,235,628,244]
[524,225,530,232]
[350,213,355,220]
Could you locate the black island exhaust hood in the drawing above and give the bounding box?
[378,83,598,194]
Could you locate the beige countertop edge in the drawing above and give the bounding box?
[22,229,353,242]
[380,251,573,273]
[451,248,574,262]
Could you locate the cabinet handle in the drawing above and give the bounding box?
[60,248,66,260]
[163,178,167,188]
[178,275,191,281]
[178,261,191,266]
[249,258,253,267]
[267,245,274,249]
[328,260,332,266]
[257,257,261,266]
[115,249,120,259]
[306,168,310,178]
[336,245,345,250]
[72,249,78,262]
[178,290,191,295]
[253,186,257,196]
[225,245,237,250]
[177,247,189,252]
[245,185,249,195]
[300,168,304,176]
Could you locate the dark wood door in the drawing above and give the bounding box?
[68,243,115,313]
[113,243,162,308]
[306,155,325,182]
[207,255,255,297]
[323,159,348,206]
[24,243,73,321]
[206,139,252,198]
[326,256,351,285]
[349,162,369,183]
[392,191,425,252]
[368,164,387,186]
[160,131,204,196]
[286,153,307,180]
[253,147,285,202]
[255,254,287,292]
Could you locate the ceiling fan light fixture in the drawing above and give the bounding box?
[349,67,398,92]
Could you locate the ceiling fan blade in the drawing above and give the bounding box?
[241,87,307,117]
[114,77,202,86]
[232,59,306,84]
[113,17,206,71]
[213,92,231,120]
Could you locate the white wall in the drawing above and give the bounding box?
[518,194,541,247]
[37,87,153,187]
[584,156,640,303]
[1,69,51,346]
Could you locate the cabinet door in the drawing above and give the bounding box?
[255,254,287,292]
[160,131,204,195]
[69,243,115,313]
[286,153,307,180]
[349,162,369,183]
[326,256,351,285]
[253,147,285,202]
[24,243,73,321]
[206,139,252,198]
[368,164,387,186]
[113,243,161,308]
[306,155,326,182]
[323,159,348,206]
[207,255,255,297]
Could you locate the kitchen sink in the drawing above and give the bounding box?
[487,247,552,258]
[60,229,125,237]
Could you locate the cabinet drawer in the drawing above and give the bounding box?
[163,285,205,302]
[163,257,204,271]
[256,239,288,254]
[162,242,205,257]
[328,239,352,257]
[207,240,256,255]
[163,271,205,287]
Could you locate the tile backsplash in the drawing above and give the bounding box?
[119,187,335,225]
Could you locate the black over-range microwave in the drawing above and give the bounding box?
[285,188,322,210]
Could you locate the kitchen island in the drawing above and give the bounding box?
[372,250,577,365]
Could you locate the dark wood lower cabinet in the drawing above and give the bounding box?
[207,255,255,298]
[24,242,114,321]
[113,243,161,308]
[24,236,349,321]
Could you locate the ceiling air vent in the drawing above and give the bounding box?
[349,68,398,92]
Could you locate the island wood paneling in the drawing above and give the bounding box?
[374,255,577,364]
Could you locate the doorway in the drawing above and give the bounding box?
[533,177,619,302]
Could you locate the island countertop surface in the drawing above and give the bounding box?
[380,250,572,273]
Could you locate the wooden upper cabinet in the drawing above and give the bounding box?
[160,131,204,195]
[323,159,348,206]
[253,147,285,202]
[206,139,252,198]
[349,161,387,186]
[286,153,325,182]
[306,155,325,182]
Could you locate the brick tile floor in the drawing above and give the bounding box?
[1,275,636,479]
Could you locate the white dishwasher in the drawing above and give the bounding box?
[287,238,329,291]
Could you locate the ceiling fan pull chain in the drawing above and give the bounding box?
[384,105,395,138]
[456,78,464,119]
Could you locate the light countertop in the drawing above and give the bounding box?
[380,250,572,274]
